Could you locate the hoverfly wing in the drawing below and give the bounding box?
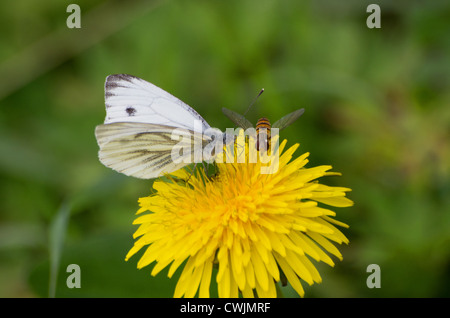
[222,107,253,130]
[272,108,305,131]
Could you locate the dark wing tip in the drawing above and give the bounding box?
[104,74,141,98]
[105,74,138,85]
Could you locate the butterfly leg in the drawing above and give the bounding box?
[186,163,198,183]
[202,162,209,177]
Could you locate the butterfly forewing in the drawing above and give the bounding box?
[104,74,210,133]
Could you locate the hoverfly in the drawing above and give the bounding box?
[222,105,304,152]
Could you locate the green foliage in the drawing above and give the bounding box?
[0,0,449,297]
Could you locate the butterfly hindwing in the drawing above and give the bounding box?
[96,122,209,179]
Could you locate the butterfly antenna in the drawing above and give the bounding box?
[244,88,264,116]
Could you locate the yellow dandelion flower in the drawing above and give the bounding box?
[125,139,353,298]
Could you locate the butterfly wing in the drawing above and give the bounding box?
[95,122,209,179]
[103,74,210,132]
[272,108,305,131]
[222,107,253,130]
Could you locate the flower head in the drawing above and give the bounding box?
[126,139,353,297]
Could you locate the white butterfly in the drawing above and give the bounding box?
[95,74,231,179]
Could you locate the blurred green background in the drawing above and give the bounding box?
[1,0,449,298]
